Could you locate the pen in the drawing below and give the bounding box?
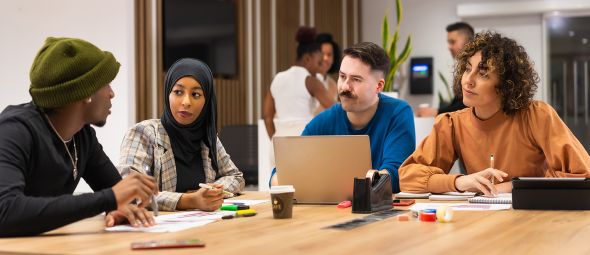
[489,154,498,197]
[490,154,495,185]
[198,183,234,197]
[136,165,158,217]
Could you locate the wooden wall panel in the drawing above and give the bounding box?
[260,0,273,108]
[346,0,358,48]
[314,0,344,48]
[216,78,246,129]
[136,0,359,129]
[214,0,248,130]
[275,0,301,74]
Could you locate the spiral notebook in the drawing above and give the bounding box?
[468,193,512,204]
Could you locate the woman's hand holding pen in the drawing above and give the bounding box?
[177,183,224,211]
[454,168,508,196]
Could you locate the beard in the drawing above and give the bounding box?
[92,119,107,127]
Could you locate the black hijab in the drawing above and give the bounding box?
[161,58,219,173]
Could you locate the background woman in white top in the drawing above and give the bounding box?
[263,27,335,139]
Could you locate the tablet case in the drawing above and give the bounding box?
[512,177,590,210]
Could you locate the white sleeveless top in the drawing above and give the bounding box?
[270,66,316,122]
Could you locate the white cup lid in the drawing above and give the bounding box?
[270,185,295,193]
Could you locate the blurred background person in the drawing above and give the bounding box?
[417,22,473,117]
[313,33,341,115]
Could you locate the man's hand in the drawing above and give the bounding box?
[105,204,155,228]
[177,184,224,211]
[111,171,158,208]
[455,168,508,196]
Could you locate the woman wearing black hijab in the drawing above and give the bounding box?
[119,58,245,211]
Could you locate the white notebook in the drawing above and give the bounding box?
[468,193,512,204]
[429,192,477,201]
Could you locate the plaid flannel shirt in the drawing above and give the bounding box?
[118,119,245,211]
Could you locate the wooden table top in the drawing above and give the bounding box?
[1,191,590,255]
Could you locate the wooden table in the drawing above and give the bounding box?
[1,192,590,255]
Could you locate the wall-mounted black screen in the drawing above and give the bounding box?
[409,57,433,94]
[163,0,237,78]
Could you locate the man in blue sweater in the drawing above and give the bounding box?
[272,42,415,193]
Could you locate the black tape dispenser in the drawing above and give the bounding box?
[352,170,393,213]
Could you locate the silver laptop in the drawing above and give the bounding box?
[273,135,372,204]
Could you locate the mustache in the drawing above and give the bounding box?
[338,91,356,98]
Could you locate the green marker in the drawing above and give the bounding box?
[220,204,239,211]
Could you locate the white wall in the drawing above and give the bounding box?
[361,0,546,109]
[0,0,136,192]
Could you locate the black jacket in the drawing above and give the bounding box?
[0,103,120,237]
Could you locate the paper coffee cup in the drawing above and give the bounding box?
[270,186,295,219]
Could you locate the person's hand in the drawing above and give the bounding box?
[105,204,155,228]
[494,181,513,194]
[112,171,158,209]
[177,184,224,211]
[454,168,508,196]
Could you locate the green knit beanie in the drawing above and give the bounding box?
[29,37,121,108]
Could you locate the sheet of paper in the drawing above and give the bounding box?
[395,192,431,199]
[441,192,477,196]
[105,210,235,233]
[410,202,511,211]
[223,199,269,206]
[429,192,477,201]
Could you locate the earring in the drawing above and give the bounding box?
[86,98,92,103]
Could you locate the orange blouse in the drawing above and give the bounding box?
[399,101,590,193]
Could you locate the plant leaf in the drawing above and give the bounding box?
[438,91,446,105]
[384,70,395,92]
[438,70,453,99]
[389,31,399,70]
[381,13,389,49]
[397,36,412,66]
[395,0,402,28]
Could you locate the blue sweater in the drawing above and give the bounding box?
[303,93,415,193]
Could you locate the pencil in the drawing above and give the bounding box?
[490,154,495,185]
[129,165,158,217]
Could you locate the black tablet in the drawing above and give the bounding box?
[512,177,590,210]
[512,177,590,189]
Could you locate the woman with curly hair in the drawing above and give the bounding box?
[398,31,590,196]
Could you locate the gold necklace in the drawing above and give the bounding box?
[44,114,78,179]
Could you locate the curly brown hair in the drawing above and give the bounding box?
[453,31,539,115]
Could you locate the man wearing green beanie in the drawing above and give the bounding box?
[0,37,158,237]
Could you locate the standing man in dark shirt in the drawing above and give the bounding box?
[438,22,474,114]
[417,22,473,116]
[0,37,158,237]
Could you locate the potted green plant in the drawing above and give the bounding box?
[437,71,453,108]
[381,0,412,97]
